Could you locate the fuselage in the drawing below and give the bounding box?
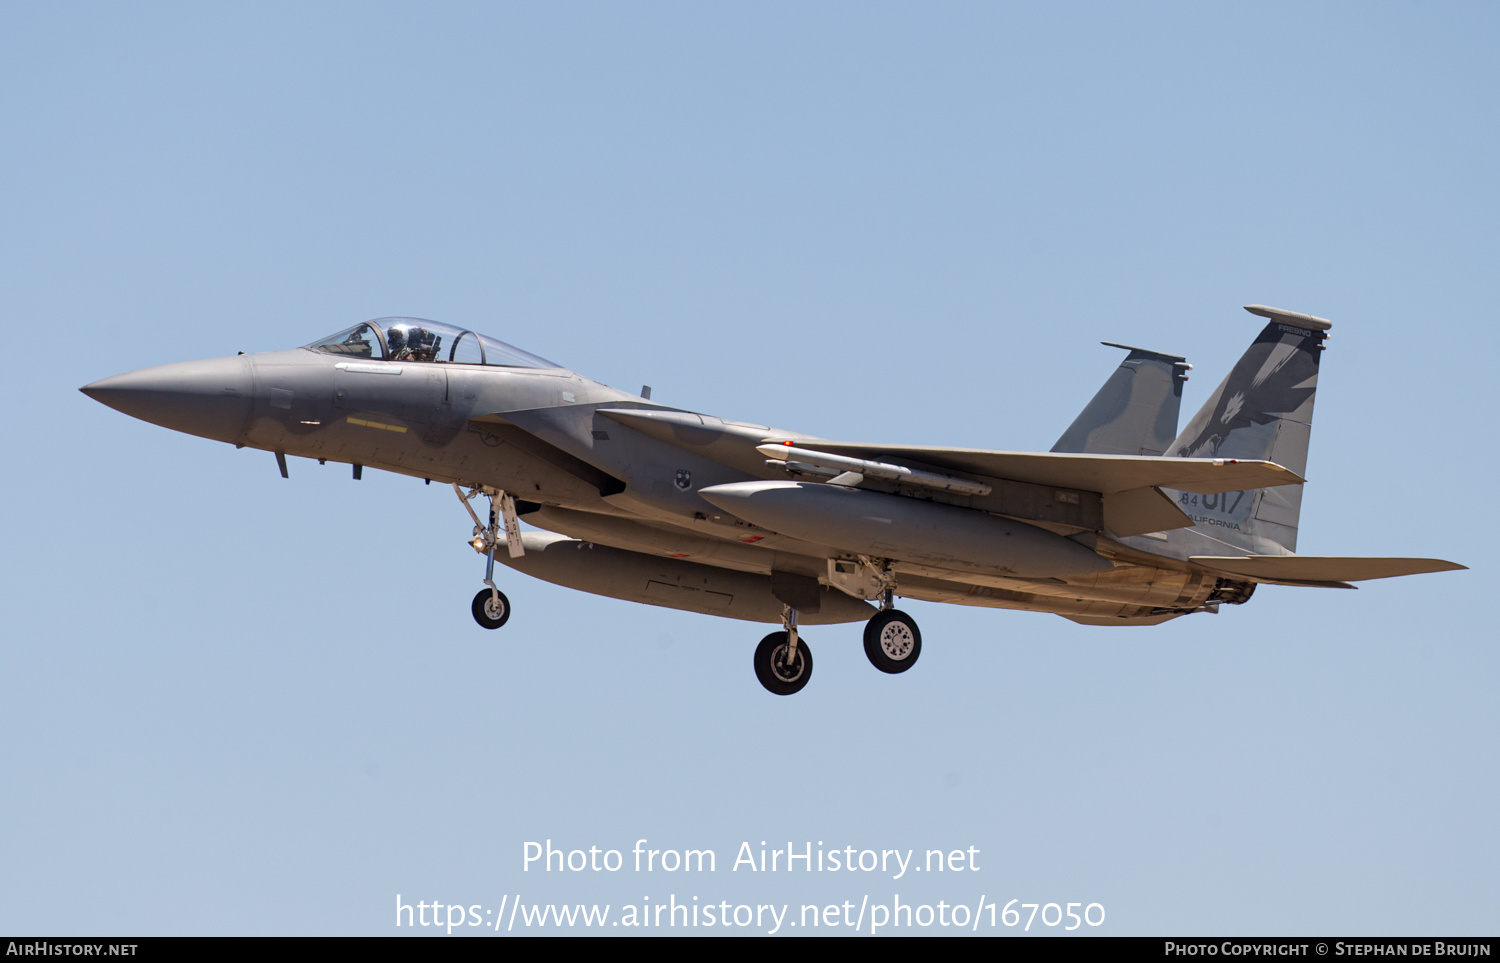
[80,309,1467,695]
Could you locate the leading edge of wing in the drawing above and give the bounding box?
[1189,555,1468,583]
[794,442,1303,495]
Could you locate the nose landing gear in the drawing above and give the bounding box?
[454,483,524,630]
[472,587,511,629]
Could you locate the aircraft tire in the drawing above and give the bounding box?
[471,588,511,630]
[863,609,921,674]
[754,631,813,695]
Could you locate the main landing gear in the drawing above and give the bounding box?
[754,605,813,696]
[856,568,922,674]
[454,483,524,630]
[863,606,922,673]
[750,590,924,695]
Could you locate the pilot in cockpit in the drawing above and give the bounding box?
[388,325,440,363]
[387,326,408,360]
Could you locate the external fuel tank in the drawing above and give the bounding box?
[697,480,1113,578]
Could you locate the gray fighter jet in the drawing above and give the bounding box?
[81,305,1464,695]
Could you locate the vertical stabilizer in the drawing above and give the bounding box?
[1051,344,1191,456]
[1167,305,1330,553]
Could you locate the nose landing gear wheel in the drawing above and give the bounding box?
[754,631,813,695]
[863,609,921,673]
[472,588,511,630]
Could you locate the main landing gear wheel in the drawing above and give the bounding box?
[863,609,921,674]
[471,588,511,630]
[754,631,813,696]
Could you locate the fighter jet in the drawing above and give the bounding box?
[81,305,1464,695]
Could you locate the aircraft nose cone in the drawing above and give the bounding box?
[81,356,253,444]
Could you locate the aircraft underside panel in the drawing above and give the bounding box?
[1060,612,1191,627]
[502,529,1208,625]
[895,574,1197,624]
[522,499,1235,610]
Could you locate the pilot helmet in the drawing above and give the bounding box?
[386,326,408,352]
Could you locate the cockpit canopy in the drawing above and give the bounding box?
[307,318,560,369]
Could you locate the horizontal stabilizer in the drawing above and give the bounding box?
[787,443,1303,495]
[1189,555,1467,583]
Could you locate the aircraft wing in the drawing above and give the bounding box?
[1188,555,1467,584]
[795,442,1303,495]
[592,410,1295,495]
[592,409,1300,537]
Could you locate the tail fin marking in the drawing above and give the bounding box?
[1167,306,1329,553]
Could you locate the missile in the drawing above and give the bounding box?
[698,480,1113,578]
[758,443,992,496]
[498,532,876,624]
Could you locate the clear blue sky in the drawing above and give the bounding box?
[2,1,1495,936]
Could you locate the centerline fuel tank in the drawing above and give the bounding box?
[500,532,876,624]
[698,480,1113,578]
